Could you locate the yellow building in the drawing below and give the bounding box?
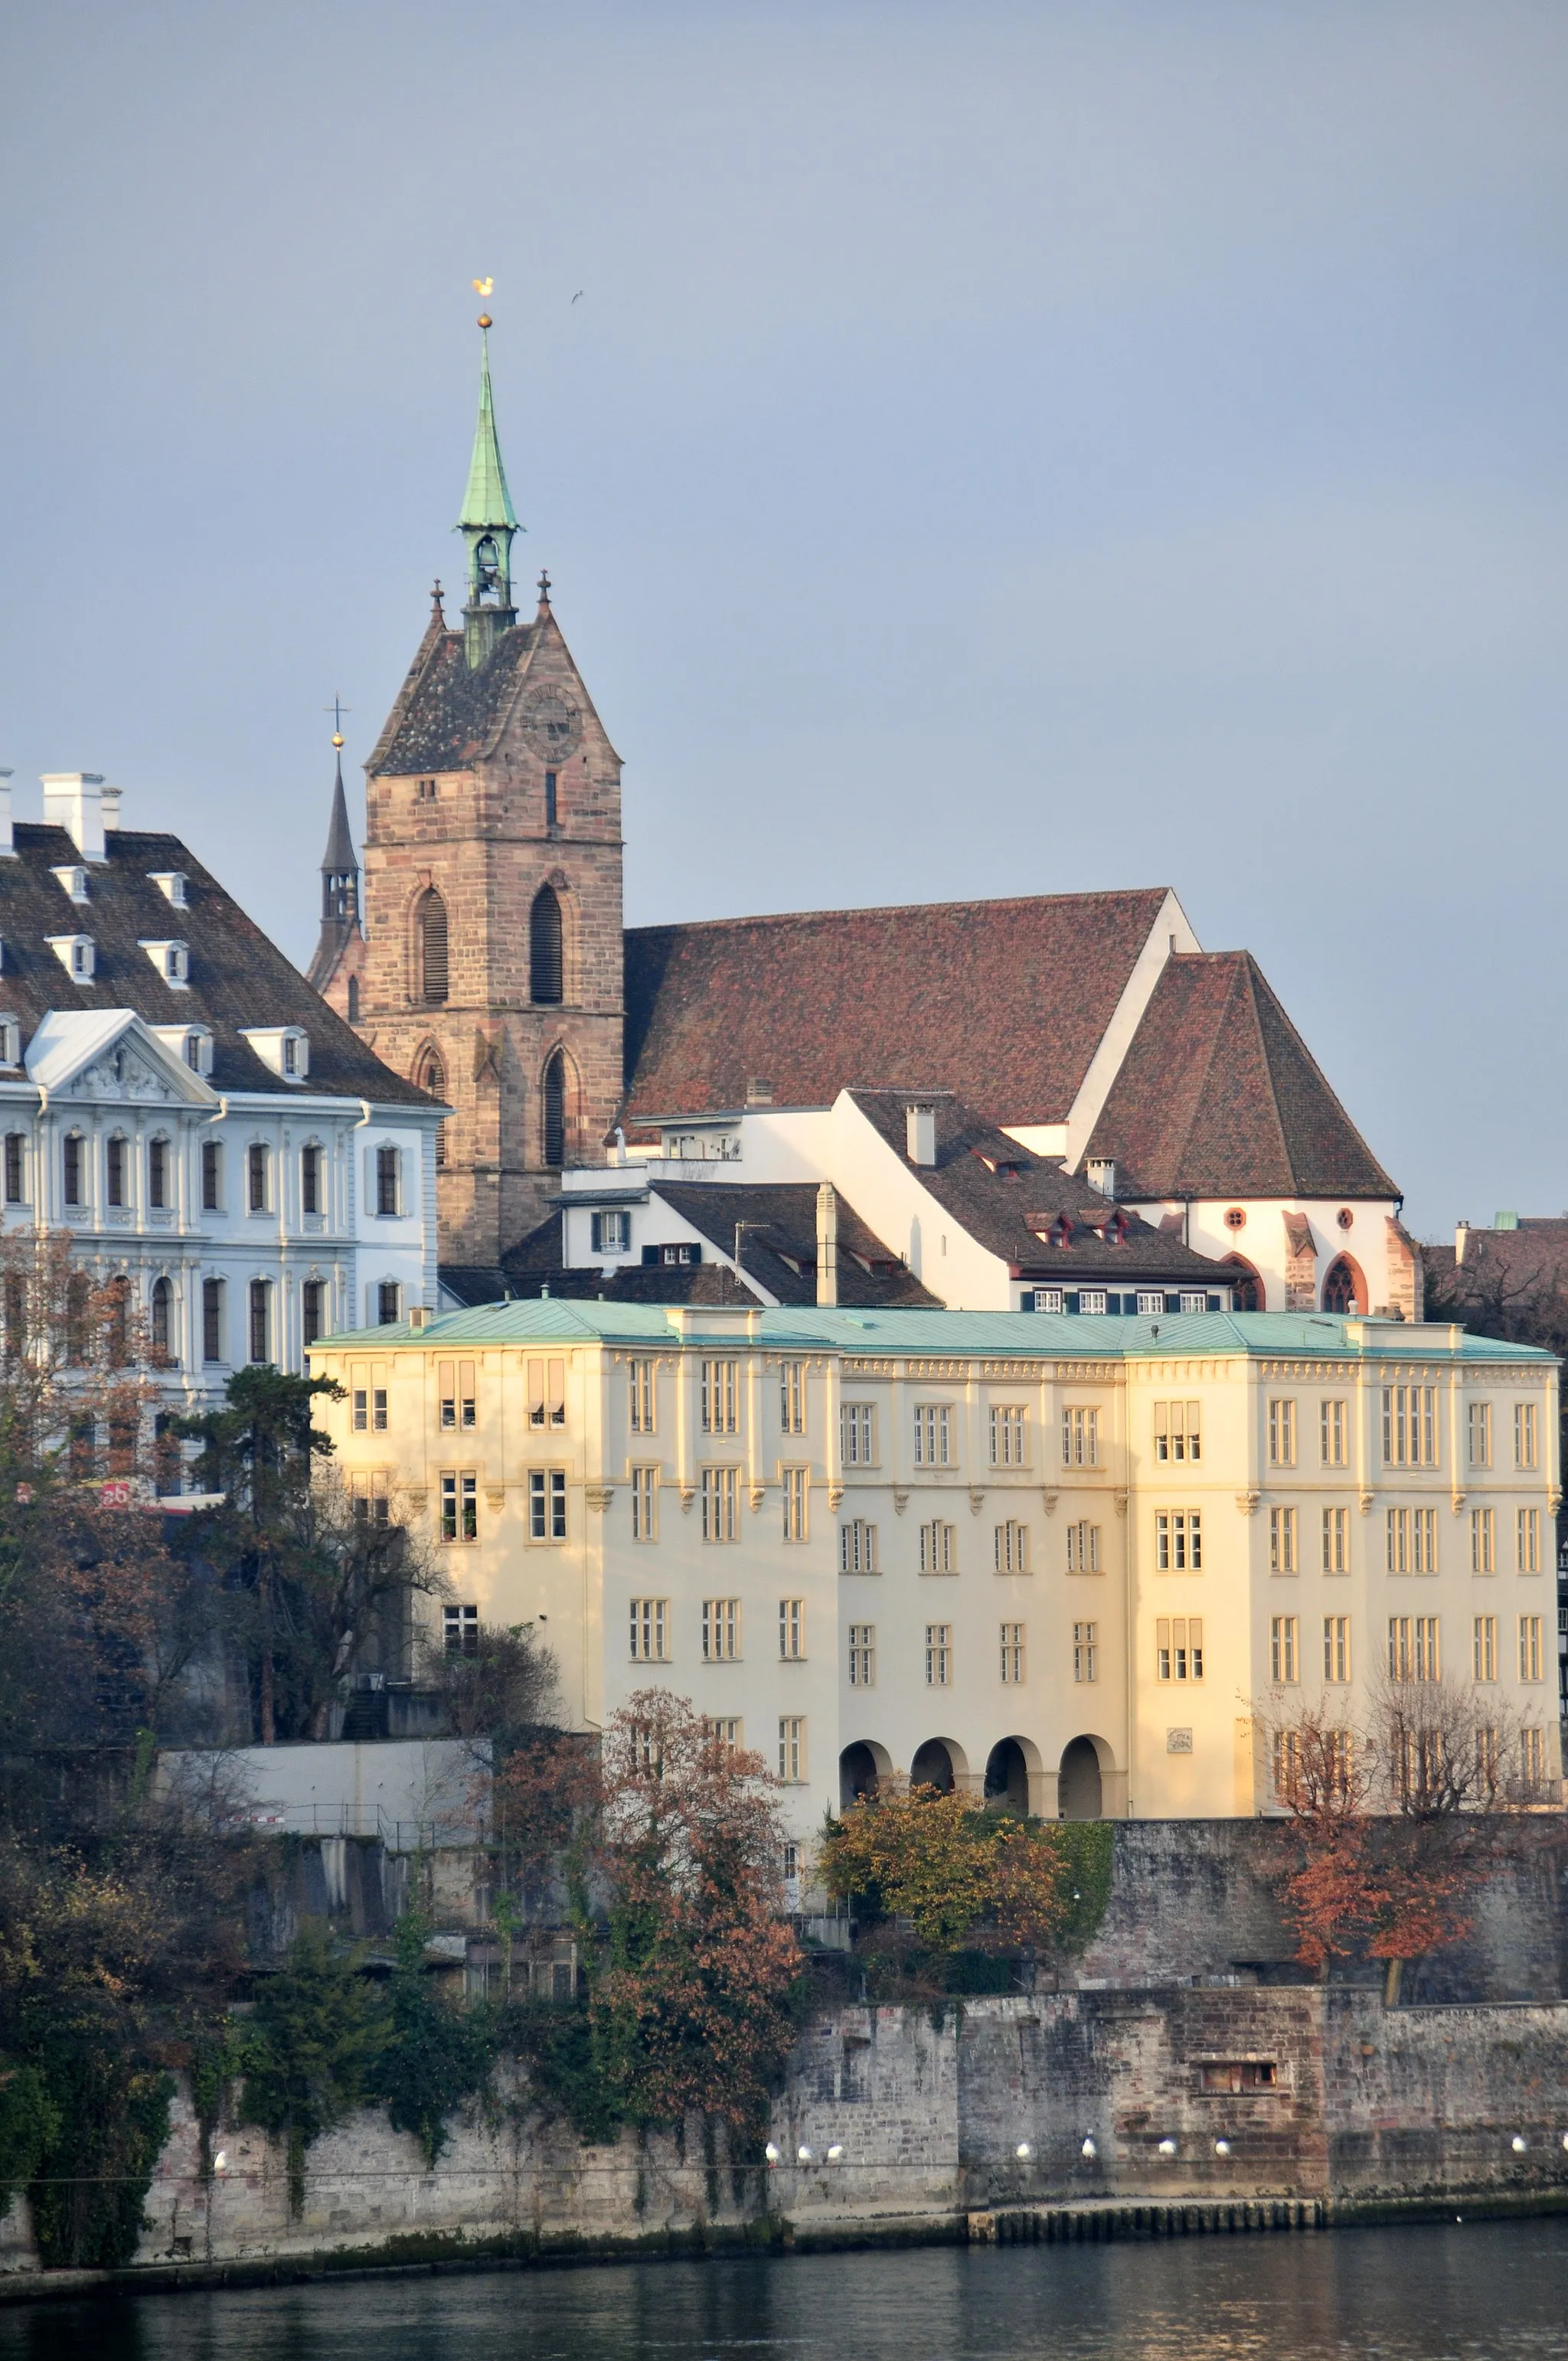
[311,1304,1560,1836]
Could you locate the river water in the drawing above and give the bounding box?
[2,2219,1566,2361]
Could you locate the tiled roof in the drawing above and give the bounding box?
[651,1181,939,1308]
[319,1302,1551,1363]
[846,1089,1235,1278]
[0,825,428,1105]
[449,1229,763,1308]
[621,889,1171,1128]
[368,612,544,777]
[1086,953,1396,1201]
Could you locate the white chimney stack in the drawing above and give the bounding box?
[815,1181,839,1308]
[1455,1220,1471,1265]
[906,1105,936,1167]
[100,783,122,832]
[0,772,13,858]
[41,773,106,862]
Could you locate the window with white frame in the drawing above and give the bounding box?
[1387,1507,1438,1575]
[300,1142,322,1216]
[840,1517,878,1574]
[1514,1401,1539,1470]
[1517,1507,1541,1572]
[1156,1617,1203,1681]
[779,1360,806,1435]
[1387,1615,1439,1682]
[778,1718,806,1782]
[848,1624,875,1687]
[1471,1506,1495,1574]
[374,1145,400,1216]
[629,1598,668,1661]
[702,1598,740,1661]
[1382,1385,1438,1468]
[1473,1615,1498,1683]
[989,1404,1026,1467]
[247,1142,269,1213]
[1267,1398,1296,1466]
[701,1465,739,1543]
[779,1598,805,1661]
[1066,1519,1101,1574]
[1155,1401,1200,1461]
[1324,1615,1351,1683]
[349,1469,388,1527]
[1269,1506,1298,1574]
[591,1208,629,1255]
[528,1358,567,1429]
[1061,1406,1099,1467]
[439,1471,478,1543]
[629,1357,656,1433]
[1136,1292,1165,1316]
[701,1358,739,1435]
[840,1402,876,1465]
[1521,1728,1547,1791]
[705,1717,743,1754]
[443,1604,479,1655]
[1270,1615,1299,1683]
[924,1624,952,1686]
[1519,1615,1544,1681]
[529,1469,567,1542]
[919,1519,956,1575]
[1322,1506,1349,1573]
[1030,1287,1064,1313]
[994,1519,1029,1574]
[1155,1511,1201,1571]
[1468,1400,1491,1468]
[913,1403,952,1466]
[201,1140,221,1211]
[630,1466,657,1542]
[376,1281,401,1327]
[782,1465,808,1543]
[1079,1289,1108,1316]
[3,1133,24,1206]
[1073,1621,1098,1682]
[1320,1399,1348,1466]
[998,1621,1025,1683]
[438,1360,476,1431]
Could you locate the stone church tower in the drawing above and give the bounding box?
[351,318,625,1266]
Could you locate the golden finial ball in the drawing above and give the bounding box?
[477,312,492,329]
[332,734,345,749]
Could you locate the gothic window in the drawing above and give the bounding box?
[542,1051,567,1168]
[419,889,449,1006]
[530,886,564,1005]
[416,1049,448,1167]
[1322,1256,1364,1315]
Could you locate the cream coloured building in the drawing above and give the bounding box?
[311,1303,1560,1837]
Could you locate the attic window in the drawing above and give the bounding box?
[139,939,190,988]
[149,871,189,908]
[185,1027,213,1076]
[972,1149,1023,1177]
[237,1025,309,1083]
[46,935,95,981]
[0,1017,20,1068]
[51,865,90,903]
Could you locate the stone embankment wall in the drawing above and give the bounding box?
[3,1987,1566,2278]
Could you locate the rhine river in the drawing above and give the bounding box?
[2,2221,1565,2361]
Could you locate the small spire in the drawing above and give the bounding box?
[430,578,445,617]
[537,568,551,607]
[459,318,518,532]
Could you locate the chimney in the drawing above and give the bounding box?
[1086,1157,1117,1200]
[745,1078,773,1106]
[100,784,122,831]
[41,772,106,862]
[815,1181,839,1307]
[1455,1220,1470,1265]
[906,1105,936,1167]
[0,772,13,859]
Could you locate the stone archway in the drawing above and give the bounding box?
[911,1737,965,1794]
[839,1740,891,1807]
[985,1738,1031,1811]
[1058,1736,1104,1821]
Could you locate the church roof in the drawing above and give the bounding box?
[368,618,544,776]
[0,823,428,1105]
[622,888,1171,1129]
[319,753,357,874]
[1085,952,1396,1200]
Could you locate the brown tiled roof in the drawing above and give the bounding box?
[368,613,544,777]
[621,889,1171,1127]
[846,1090,1235,1279]
[0,825,428,1105]
[1086,953,1396,1200]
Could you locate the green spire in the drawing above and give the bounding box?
[456,315,521,668]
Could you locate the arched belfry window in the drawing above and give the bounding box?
[417,1047,449,1168]
[530,886,563,1005]
[542,1052,567,1168]
[418,890,449,1006]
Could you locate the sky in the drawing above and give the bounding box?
[1,1,1564,1238]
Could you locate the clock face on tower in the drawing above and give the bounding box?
[521,686,582,761]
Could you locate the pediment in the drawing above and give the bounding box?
[24,1010,217,1107]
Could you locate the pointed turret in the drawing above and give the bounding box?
[306,736,364,995]
[458,315,521,669]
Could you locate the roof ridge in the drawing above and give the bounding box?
[625,887,1171,940]
[367,605,459,776]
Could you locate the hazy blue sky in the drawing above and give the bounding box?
[2,2,1564,1235]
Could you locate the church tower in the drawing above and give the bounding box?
[306,727,368,1022]
[357,316,625,1267]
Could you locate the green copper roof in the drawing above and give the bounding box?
[458,328,518,531]
[312,1306,1555,1365]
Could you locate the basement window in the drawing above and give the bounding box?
[1200,2062,1278,2092]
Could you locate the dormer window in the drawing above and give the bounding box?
[149,871,189,907]
[152,1023,213,1076]
[51,865,90,903]
[0,1017,21,1068]
[238,1025,309,1083]
[139,939,190,988]
[46,935,95,981]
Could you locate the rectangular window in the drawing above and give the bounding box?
[1155,1616,1204,1681]
[1387,1615,1439,1682]
[350,1471,389,1527]
[1382,1385,1438,1468]
[1514,1401,1539,1470]
[300,1142,320,1216]
[1473,1614,1498,1683]
[247,1278,270,1365]
[840,1517,878,1573]
[1272,1729,1302,1807]
[924,1623,952,1687]
[201,1140,220,1211]
[840,1402,876,1465]
[629,1598,668,1661]
[443,1603,479,1656]
[779,1360,806,1435]
[989,1404,1026,1467]
[439,1472,478,1544]
[106,1135,126,1207]
[1321,1506,1349,1573]
[247,1142,267,1213]
[1062,1406,1099,1467]
[782,1465,808,1543]
[3,1134,22,1206]
[919,1519,957,1574]
[590,1208,629,1254]
[629,1358,656,1433]
[1079,1289,1108,1316]
[302,1279,323,1347]
[778,1717,806,1783]
[702,1598,740,1661]
[201,1278,223,1364]
[1066,1520,1101,1574]
[1155,1511,1202,1571]
[913,1403,952,1466]
[529,1468,567,1543]
[999,1621,1025,1683]
[994,1519,1029,1574]
[701,1465,739,1543]
[1521,1728,1547,1791]
[371,1380,387,1433]
[1472,1507,1496,1574]
[848,1623,876,1687]
[63,1133,83,1207]
[527,1358,567,1429]
[377,1281,400,1327]
[701,1358,739,1435]
[1073,1620,1098,1683]
[1320,1399,1347,1466]
[1324,1615,1351,1684]
[1270,1614,1299,1684]
[1269,1506,1298,1575]
[704,1716,743,1755]
[1519,1615,1544,1683]
[631,1465,658,1542]
[1267,1399,1296,1466]
[779,1598,805,1661]
[1517,1507,1541,1573]
[148,1136,168,1210]
[1468,1400,1491,1468]
[1153,1400,1202,1462]
[1386,1506,1439,1575]
[375,1145,400,1216]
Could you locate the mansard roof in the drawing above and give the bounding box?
[0,824,428,1105]
[1086,952,1397,1201]
[622,888,1172,1129]
[844,1089,1233,1278]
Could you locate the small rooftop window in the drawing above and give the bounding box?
[149,871,189,908]
[45,934,95,981]
[0,1017,21,1069]
[238,1025,309,1083]
[139,938,190,988]
[51,865,90,904]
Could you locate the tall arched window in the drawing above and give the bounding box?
[416,1048,449,1167]
[347,975,361,1024]
[542,1052,567,1167]
[1322,1256,1364,1314]
[530,886,563,1004]
[418,889,449,1006]
[151,1276,173,1363]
